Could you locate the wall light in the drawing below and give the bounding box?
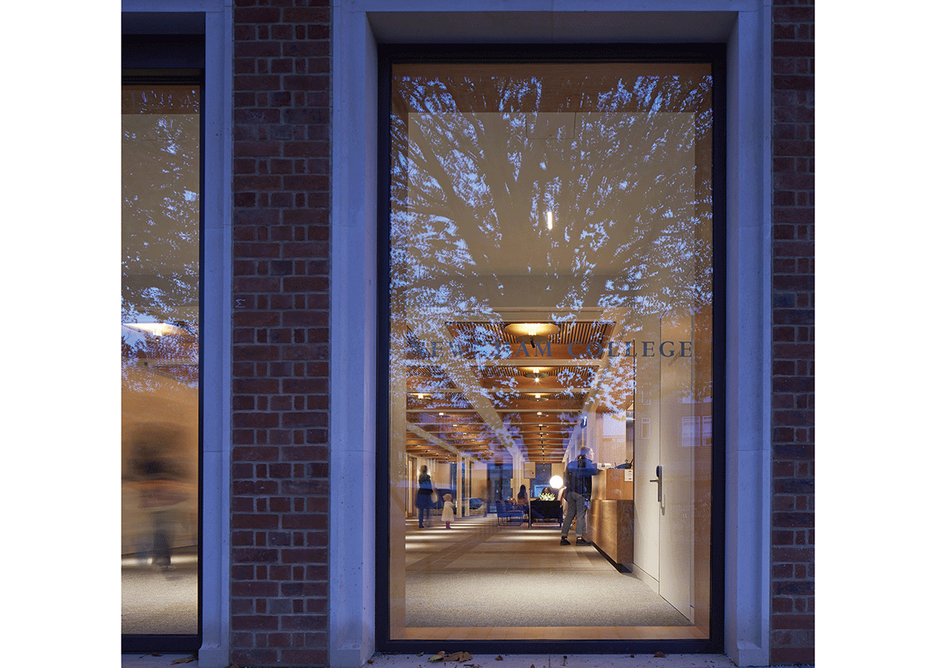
[546,210,554,230]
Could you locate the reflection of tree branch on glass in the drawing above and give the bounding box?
[122,87,200,326]
[390,67,713,335]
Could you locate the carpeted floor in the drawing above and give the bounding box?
[122,551,198,635]
[404,516,690,628]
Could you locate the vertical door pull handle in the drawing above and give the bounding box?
[649,465,663,503]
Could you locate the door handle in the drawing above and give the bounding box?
[649,465,663,503]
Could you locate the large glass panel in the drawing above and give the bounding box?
[388,61,714,642]
[121,83,200,636]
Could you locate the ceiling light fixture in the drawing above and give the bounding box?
[546,210,554,230]
[519,365,550,381]
[505,323,559,343]
[123,322,188,338]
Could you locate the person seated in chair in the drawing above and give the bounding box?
[516,484,530,525]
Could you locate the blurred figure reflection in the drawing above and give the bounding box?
[127,423,192,570]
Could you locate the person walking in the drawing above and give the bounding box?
[441,493,456,529]
[415,465,434,528]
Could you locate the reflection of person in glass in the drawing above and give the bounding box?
[558,448,598,546]
[415,465,434,528]
[129,423,192,570]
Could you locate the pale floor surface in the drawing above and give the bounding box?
[122,517,785,666]
[122,552,198,635]
[401,515,697,638]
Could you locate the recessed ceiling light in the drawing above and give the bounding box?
[506,323,559,341]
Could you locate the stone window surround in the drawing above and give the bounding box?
[331,2,772,667]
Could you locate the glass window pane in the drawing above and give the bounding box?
[121,83,200,635]
[387,61,714,642]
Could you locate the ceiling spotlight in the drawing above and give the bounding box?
[505,323,559,343]
[519,366,549,381]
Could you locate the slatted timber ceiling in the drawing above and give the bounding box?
[402,320,627,463]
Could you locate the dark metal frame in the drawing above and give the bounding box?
[121,34,205,656]
[376,42,727,655]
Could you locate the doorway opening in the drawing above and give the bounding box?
[379,46,725,651]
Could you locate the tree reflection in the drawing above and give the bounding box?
[389,65,715,420]
[390,66,713,332]
[122,86,200,325]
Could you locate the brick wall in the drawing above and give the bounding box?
[770,0,815,664]
[223,2,812,664]
[231,1,332,666]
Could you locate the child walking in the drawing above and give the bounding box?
[441,494,456,529]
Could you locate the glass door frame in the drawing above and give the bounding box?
[122,34,205,654]
[375,42,727,655]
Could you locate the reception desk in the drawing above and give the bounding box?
[587,469,634,571]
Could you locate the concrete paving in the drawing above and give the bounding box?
[121,651,812,668]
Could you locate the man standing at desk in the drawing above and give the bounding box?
[558,448,598,545]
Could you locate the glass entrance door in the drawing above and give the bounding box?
[383,51,720,647]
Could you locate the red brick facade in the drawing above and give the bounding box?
[231,1,332,665]
[770,0,815,664]
[225,1,815,665]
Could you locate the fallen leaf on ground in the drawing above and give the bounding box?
[171,658,194,665]
[653,651,667,658]
[495,657,503,662]
[429,651,446,663]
